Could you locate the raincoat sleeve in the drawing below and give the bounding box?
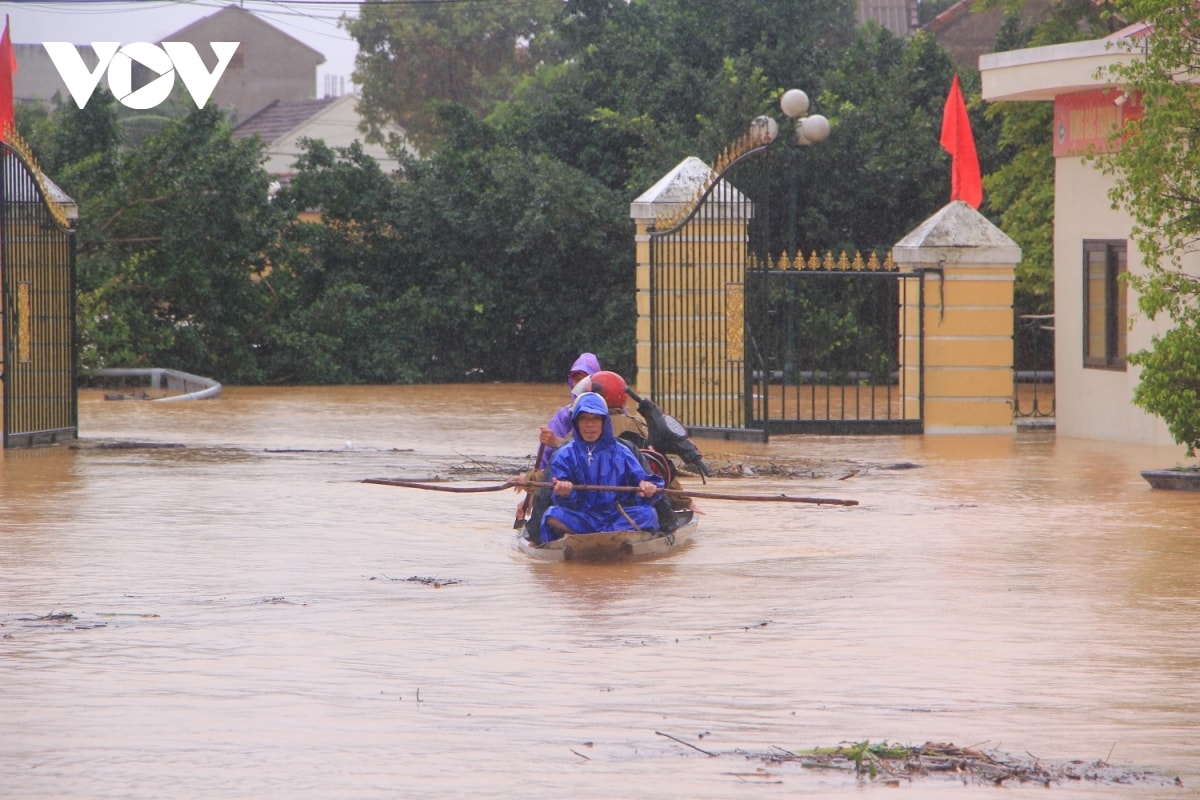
[546,405,573,439]
[547,444,584,510]
[538,404,574,469]
[617,446,664,505]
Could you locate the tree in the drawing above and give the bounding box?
[348,0,561,149]
[798,26,962,255]
[18,0,1030,386]
[270,107,635,383]
[1100,0,1200,457]
[980,0,1120,317]
[65,100,283,381]
[501,0,857,192]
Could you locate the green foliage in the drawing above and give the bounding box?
[1098,0,1200,453]
[980,0,1120,318]
[1128,322,1200,456]
[59,97,283,381]
[983,100,1054,315]
[802,27,961,254]
[270,116,634,383]
[1102,0,1200,278]
[21,0,1041,386]
[348,0,561,149]
[918,0,959,25]
[430,0,858,193]
[791,740,913,779]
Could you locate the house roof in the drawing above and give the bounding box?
[232,98,339,143]
[231,94,413,177]
[165,5,324,64]
[923,0,976,34]
[922,0,1056,70]
[979,24,1143,102]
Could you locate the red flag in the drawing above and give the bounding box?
[940,74,982,209]
[0,15,16,141]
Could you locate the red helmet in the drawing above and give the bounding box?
[587,371,628,410]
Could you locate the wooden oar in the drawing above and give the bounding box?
[363,477,522,493]
[512,443,546,529]
[361,477,858,506]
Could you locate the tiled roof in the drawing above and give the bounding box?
[232,97,338,143]
[923,0,974,34]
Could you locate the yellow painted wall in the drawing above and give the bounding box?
[923,397,1014,428]
[899,265,1016,431]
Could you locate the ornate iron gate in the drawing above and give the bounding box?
[647,137,924,440]
[1,140,78,448]
[745,254,925,435]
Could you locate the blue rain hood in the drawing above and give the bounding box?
[570,391,615,447]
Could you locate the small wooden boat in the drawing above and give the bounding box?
[518,510,697,562]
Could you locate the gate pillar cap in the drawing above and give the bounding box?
[893,200,1020,266]
[40,173,79,221]
[630,156,715,222]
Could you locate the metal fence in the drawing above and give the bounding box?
[1013,313,1055,421]
[745,259,925,435]
[646,131,924,440]
[1,140,78,448]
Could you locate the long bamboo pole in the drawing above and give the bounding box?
[361,478,858,506]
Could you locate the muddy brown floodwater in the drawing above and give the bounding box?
[1,384,1197,799]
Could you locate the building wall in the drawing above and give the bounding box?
[13,44,73,106]
[14,8,322,123]
[1052,157,1181,447]
[858,0,918,37]
[980,31,1195,451]
[261,95,408,176]
[163,8,323,124]
[924,0,1053,72]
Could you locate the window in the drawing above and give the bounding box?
[1083,240,1127,369]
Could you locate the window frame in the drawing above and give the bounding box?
[1082,239,1127,370]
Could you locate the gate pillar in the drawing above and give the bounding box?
[630,157,748,430]
[894,201,1021,433]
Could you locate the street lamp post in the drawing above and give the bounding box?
[752,89,830,385]
[780,89,830,259]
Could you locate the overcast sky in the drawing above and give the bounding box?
[3,1,360,93]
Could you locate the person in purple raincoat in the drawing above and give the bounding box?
[537,351,601,469]
[539,391,663,543]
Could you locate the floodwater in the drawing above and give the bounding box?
[2,384,1197,799]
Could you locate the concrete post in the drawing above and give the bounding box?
[894,201,1022,433]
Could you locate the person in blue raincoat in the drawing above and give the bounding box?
[516,352,602,538]
[540,391,664,542]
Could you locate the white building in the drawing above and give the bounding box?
[232,94,414,180]
[980,23,1196,449]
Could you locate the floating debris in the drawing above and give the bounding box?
[744,740,1182,788]
[71,441,186,450]
[11,611,108,631]
[374,574,463,588]
[22,611,76,623]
